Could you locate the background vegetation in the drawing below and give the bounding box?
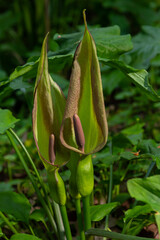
[1,0,160,239]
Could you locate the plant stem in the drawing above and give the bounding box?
[0,211,18,234]
[28,224,35,236]
[75,198,85,240]
[145,161,155,178]
[104,164,113,231]
[60,205,72,240]
[8,129,53,215]
[86,228,155,240]
[6,130,58,238]
[3,235,9,240]
[82,195,91,231]
[52,201,66,240]
[104,141,113,232]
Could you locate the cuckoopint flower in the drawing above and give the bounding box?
[32,11,108,201]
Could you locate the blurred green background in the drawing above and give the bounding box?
[1,0,160,139]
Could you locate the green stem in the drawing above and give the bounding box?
[82,195,91,231]
[6,130,58,238]
[0,211,18,234]
[104,164,113,231]
[104,141,113,231]
[86,228,155,240]
[52,201,66,240]
[75,198,85,240]
[60,205,72,240]
[28,224,35,236]
[3,235,9,240]
[8,129,53,215]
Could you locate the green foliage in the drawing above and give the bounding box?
[10,234,42,240]
[0,109,19,134]
[1,1,160,239]
[90,202,119,221]
[0,191,31,223]
[127,175,160,212]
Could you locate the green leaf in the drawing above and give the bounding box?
[131,26,160,68]
[29,209,45,224]
[0,180,22,192]
[124,204,153,222]
[100,59,160,102]
[53,25,132,60]
[137,140,160,169]
[127,175,160,212]
[90,202,119,221]
[0,192,31,223]
[9,77,31,90]
[10,234,42,240]
[120,152,137,160]
[60,12,108,154]
[155,212,160,236]
[9,25,132,84]
[93,153,120,165]
[121,123,144,145]
[86,228,155,240]
[0,109,19,134]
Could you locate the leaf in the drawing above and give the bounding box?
[10,234,42,240]
[93,153,120,166]
[155,212,160,236]
[113,193,130,204]
[32,33,69,169]
[0,109,19,134]
[29,209,46,224]
[9,25,132,83]
[127,175,160,212]
[0,192,31,223]
[121,123,144,145]
[137,140,160,169]
[86,228,155,240]
[53,25,132,60]
[124,204,153,222]
[0,180,22,192]
[60,12,108,154]
[90,202,119,221]
[130,26,160,68]
[100,59,160,102]
[9,77,31,90]
[120,152,137,160]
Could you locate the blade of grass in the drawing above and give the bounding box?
[8,128,65,239]
[6,130,58,238]
[0,211,18,234]
[8,129,53,214]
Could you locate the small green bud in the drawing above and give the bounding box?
[77,154,94,196]
[48,168,66,205]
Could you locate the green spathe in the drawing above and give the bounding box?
[32,34,68,205]
[60,11,108,155]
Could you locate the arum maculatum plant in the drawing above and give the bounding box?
[33,10,108,240]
